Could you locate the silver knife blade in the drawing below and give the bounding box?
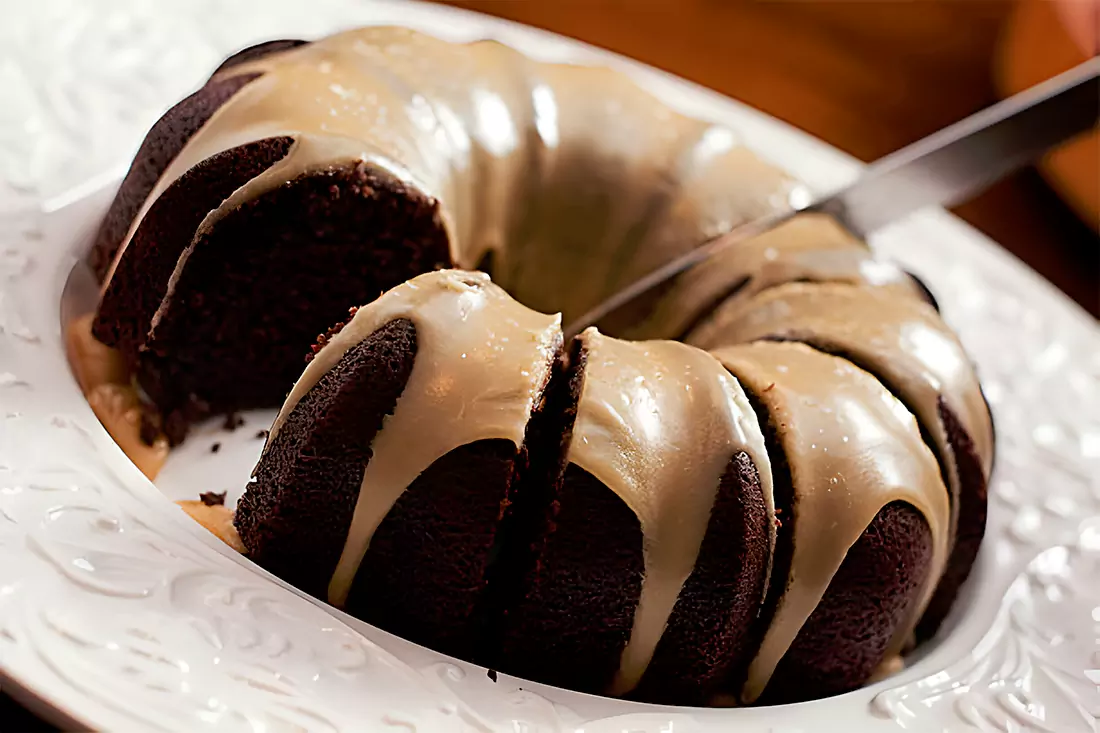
[564,56,1099,339]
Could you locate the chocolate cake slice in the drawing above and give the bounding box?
[347,438,521,658]
[760,501,933,703]
[133,161,450,436]
[713,341,950,703]
[236,318,417,601]
[690,282,994,639]
[89,39,305,279]
[630,449,771,705]
[236,271,563,660]
[498,329,774,703]
[89,72,261,280]
[94,137,295,360]
[91,37,456,440]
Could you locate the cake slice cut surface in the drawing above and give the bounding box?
[237,269,562,658]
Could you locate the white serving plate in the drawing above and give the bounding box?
[1,1,1098,730]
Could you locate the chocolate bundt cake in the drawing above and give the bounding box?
[235,270,952,706]
[87,26,799,437]
[77,26,996,707]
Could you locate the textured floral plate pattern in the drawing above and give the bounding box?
[1,1,1097,731]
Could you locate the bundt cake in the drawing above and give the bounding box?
[74,26,996,707]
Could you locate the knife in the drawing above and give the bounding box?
[564,56,1100,339]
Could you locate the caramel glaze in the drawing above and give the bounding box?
[623,213,923,341]
[567,328,773,695]
[66,313,169,480]
[711,341,949,704]
[688,281,993,479]
[245,268,963,703]
[688,282,995,575]
[262,270,561,608]
[98,26,801,332]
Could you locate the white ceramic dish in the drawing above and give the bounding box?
[1,1,1098,730]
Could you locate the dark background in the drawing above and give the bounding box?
[3,0,1097,730]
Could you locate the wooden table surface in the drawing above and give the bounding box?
[2,1,1095,729]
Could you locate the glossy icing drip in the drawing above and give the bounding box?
[263,270,561,607]
[712,341,949,704]
[630,213,921,341]
[100,26,798,329]
[568,329,773,695]
[689,281,995,543]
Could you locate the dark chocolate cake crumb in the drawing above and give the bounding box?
[255,429,269,440]
[307,306,361,363]
[199,490,227,506]
[210,442,221,453]
[486,669,498,683]
[223,413,245,431]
